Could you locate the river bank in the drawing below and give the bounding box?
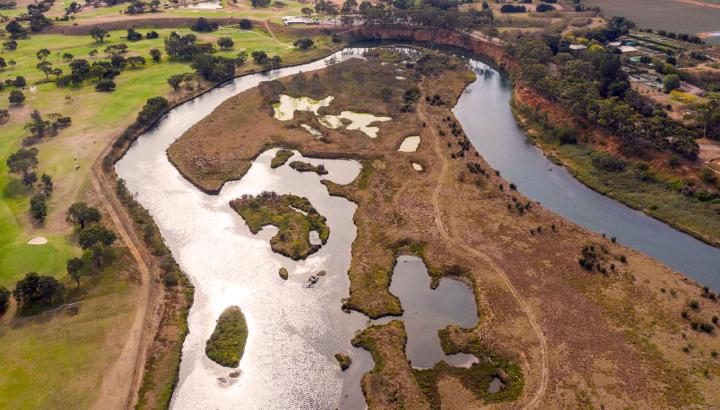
[511,85,720,249]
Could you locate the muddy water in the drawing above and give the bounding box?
[454,58,720,290]
[116,49,378,410]
[388,256,479,369]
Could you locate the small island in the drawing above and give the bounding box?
[205,306,248,368]
[230,192,330,260]
[335,353,352,371]
[279,267,289,280]
[271,149,294,168]
[289,161,329,175]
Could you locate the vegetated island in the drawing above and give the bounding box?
[334,353,352,371]
[229,192,329,260]
[289,161,329,175]
[167,49,720,408]
[271,149,295,168]
[205,306,248,368]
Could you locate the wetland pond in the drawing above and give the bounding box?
[116,46,720,410]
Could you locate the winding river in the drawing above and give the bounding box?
[116,46,720,409]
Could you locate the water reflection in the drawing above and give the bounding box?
[388,255,479,369]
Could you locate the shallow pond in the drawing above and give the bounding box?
[319,111,391,138]
[273,95,334,121]
[388,255,479,369]
[398,136,421,152]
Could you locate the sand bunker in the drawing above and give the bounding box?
[27,236,48,245]
[273,95,334,121]
[412,163,423,171]
[319,112,391,138]
[398,136,421,152]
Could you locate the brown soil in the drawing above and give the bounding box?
[166,50,720,408]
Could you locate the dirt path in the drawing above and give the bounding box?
[419,106,549,409]
[88,137,163,410]
[263,18,292,48]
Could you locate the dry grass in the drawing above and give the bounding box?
[164,49,720,408]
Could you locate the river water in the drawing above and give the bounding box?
[453,58,720,290]
[116,46,720,410]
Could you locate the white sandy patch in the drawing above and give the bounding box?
[300,124,325,139]
[273,95,334,121]
[398,136,421,152]
[27,236,48,245]
[319,111,391,138]
[412,163,423,171]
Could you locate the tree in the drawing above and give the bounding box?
[251,0,270,7]
[191,17,218,32]
[239,19,253,29]
[301,7,313,16]
[5,20,25,38]
[13,272,64,307]
[663,74,681,94]
[88,48,98,59]
[78,224,117,249]
[62,52,74,62]
[40,173,52,196]
[36,61,53,79]
[251,50,268,65]
[341,0,357,14]
[0,57,6,71]
[66,257,84,288]
[3,40,17,50]
[67,202,101,229]
[149,48,162,62]
[146,31,159,39]
[127,55,146,68]
[6,147,38,185]
[25,110,50,139]
[126,28,143,41]
[90,27,110,43]
[30,192,47,223]
[9,89,25,106]
[137,96,168,124]
[95,79,116,92]
[36,48,50,62]
[167,73,185,90]
[0,286,10,314]
[217,37,234,50]
[293,38,314,50]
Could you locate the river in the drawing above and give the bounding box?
[115,46,720,409]
[453,57,720,290]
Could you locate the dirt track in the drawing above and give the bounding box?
[421,105,549,409]
[89,133,163,410]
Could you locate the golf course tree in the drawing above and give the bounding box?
[78,224,117,270]
[6,147,38,185]
[89,27,110,43]
[30,191,47,223]
[9,89,24,106]
[137,96,168,124]
[12,272,65,309]
[293,38,314,50]
[191,17,218,32]
[217,37,234,50]
[149,48,162,62]
[24,110,72,143]
[191,53,236,82]
[164,32,214,60]
[66,257,84,288]
[251,0,270,8]
[0,286,10,315]
[67,202,102,230]
[239,19,253,29]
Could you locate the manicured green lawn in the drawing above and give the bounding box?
[0,28,335,287]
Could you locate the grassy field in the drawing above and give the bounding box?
[0,27,335,287]
[0,249,138,410]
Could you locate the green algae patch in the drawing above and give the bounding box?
[230,192,329,260]
[271,149,294,168]
[205,306,248,368]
